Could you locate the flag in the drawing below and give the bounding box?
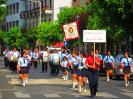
[63,21,80,40]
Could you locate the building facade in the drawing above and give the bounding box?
[5,0,72,31]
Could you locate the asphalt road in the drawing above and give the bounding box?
[0,59,133,99]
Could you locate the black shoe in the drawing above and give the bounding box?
[89,95,95,98]
[94,88,98,96]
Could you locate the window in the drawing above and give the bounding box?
[45,0,47,6]
[13,21,15,27]
[7,6,9,15]
[13,4,15,13]
[16,2,19,13]
[9,5,12,14]
[50,0,52,10]
[16,20,19,27]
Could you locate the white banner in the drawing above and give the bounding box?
[83,30,106,42]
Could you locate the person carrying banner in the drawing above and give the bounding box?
[17,50,31,87]
[120,52,133,87]
[103,51,115,82]
[85,50,100,97]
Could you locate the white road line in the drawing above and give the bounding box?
[44,94,61,98]
[71,94,82,97]
[99,92,119,98]
[121,92,133,98]
[119,88,133,92]
[14,92,31,98]
[6,75,18,78]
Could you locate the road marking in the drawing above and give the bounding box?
[99,92,119,98]
[0,69,10,72]
[119,88,133,92]
[6,75,18,78]
[71,94,82,97]
[121,92,133,98]
[14,92,30,98]
[44,94,61,98]
[9,78,72,85]
[0,94,2,98]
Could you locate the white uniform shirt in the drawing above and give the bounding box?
[78,57,87,69]
[121,57,132,67]
[61,60,68,68]
[70,56,79,65]
[32,52,39,60]
[18,57,29,67]
[103,55,114,63]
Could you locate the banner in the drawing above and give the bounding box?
[83,30,106,43]
[63,21,80,40]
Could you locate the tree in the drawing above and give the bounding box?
[37,21,62,46]
[0,0,6,22]
[3,27,28,49]
[86,0,133,52]
[57,6,88,49]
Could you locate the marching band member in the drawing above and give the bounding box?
[103,51,115,82]
[17,50,31,87]
[3,48,9,68]
[32,49,39,69]
[70,52,80,88]
[8,48,20,73]
[78,53,87,93]
[61,56,69,80]
[40,48,49,73]
[120,52,133,86]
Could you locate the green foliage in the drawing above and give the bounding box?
[0,0,6,22]
[58,6,87,26]
[37,21,63,46]
[3,27,28,48]
[87,0,133,40]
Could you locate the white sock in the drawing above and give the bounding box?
[78,85,82,93]
[23,80,26,87]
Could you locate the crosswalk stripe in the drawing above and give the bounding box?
[121,92,133,98]
[14,92,31,98]
[99,92,119,98]
[119,88,133,93]
[71,94,82,97]
[44,94,61,98]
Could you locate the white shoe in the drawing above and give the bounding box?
[86,79,89,83]
[23,80,26,87]
[62,76,65,79]
[83,85,87,93]
[107,79,110,82]
[125,83,128,87]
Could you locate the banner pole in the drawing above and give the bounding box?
[94,42,96,67]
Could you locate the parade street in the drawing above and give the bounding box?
[0,63,133,99]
